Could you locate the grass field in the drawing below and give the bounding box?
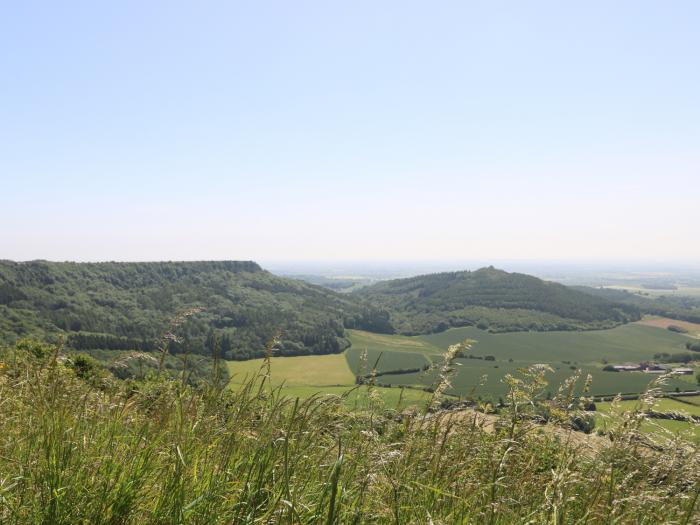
[419,324,692,363]
[223,324,698,406]
[227,353,355,386]
[595,397,700,443]
[347,324,698,399]
[344,329,438,374]
[596,397,700,417]
[225,353,431,409]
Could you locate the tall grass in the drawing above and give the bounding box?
[0,339,698,524]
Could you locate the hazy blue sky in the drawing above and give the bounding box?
[2,1,698,262]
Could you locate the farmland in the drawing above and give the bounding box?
[223,324,698,404]
[595,396,700,443]
[346,324,697,399]
[225,353,431,409]
[227,353,355,387]
[635,316,700,337]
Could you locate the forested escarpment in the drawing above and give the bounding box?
[354,267,640,335]
[0,260,390,360]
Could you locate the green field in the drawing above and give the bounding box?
[344,330,439,374]
[346,325,697,399]
[223,324,698,406]
[419,324,692,363]
[227,353,355,387]
[225,353,431,409]
[595,397,700,443]
[596,397,700,417]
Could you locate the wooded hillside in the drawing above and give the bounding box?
[0,260,387,359]
[354,267,640,334]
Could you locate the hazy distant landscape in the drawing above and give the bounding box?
[2,259,699,405]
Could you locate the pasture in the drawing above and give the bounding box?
[344,329,438,374]
[227,353,355,387]
[595,397,700,443]
[225,353,431,409]
[419,324,692,363]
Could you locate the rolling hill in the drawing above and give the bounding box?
[0,262,644,363]
[353,266,641,334]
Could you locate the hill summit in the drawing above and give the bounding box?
[353,266,640,334]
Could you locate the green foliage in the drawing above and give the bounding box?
[355,266,641,334]
[14,338,54,360]
[0,260,368,360]
[1,340,697,524]
[653,352,697,363]
[67,353,106,385]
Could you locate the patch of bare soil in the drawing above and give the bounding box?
[635,317,700,335]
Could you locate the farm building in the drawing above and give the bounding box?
[671,367,694,375]
[644,364,671,374]
[612,364,641,372]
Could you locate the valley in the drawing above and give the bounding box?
[227,321,698,402]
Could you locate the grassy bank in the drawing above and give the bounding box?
[0,340,699,523]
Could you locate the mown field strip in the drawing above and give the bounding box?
[225,352,433,409]
[226,353,355,387]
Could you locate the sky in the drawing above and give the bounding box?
[1,1,699,263]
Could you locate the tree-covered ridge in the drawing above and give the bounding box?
[0,260,380,360]
[0,261,644,360]
[354,266,640,334]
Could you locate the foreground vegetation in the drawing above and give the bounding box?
[1,340,699,524]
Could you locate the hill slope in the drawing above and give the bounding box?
[0,260,378,359]
[353,267,640,334]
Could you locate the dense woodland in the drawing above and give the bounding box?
[0,260,392,361]
[353,266,641,334]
